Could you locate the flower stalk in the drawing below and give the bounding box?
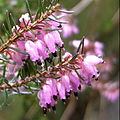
[0,53,81,90]
[0,3,60,53]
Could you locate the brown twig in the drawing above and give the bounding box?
[0,55,80,90]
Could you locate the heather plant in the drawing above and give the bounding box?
[0,0,119,120]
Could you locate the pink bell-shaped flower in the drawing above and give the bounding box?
[51,31,64,47]
[35,40,49,59]
[57,81,66,100]
[61,75,71,93]
[44,33,56,53]
[68,70,81,92]
[25,40,40,61]
[46,78,58,100]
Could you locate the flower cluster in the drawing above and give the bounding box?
[37,52,104,113]
[4,8,80,81]
[12,13,63,62]
[7,9,79,68]
[70,38,119,102]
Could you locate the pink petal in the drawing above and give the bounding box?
[35,40,49,59]
[57,81,66,100]
[84,55,104,65]
[44,33,56,53]
[51,31,63,47]
[25,40,40,61]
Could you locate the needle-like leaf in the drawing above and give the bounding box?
[76,36,85,53]
[9,13,17,30]
[6,11,12,34]
[25,0,34,23]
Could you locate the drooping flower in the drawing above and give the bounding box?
[43,33,57,54]
[68,70,81,92]
[61,75,71,93]
[57,81,66,101]
[38,84,53,107]
[37,80,57,113]
[51,31,64,47]
[25,40,40,61]
[35,40,49,60]
[78,55,104,84]
[46,78,58,100]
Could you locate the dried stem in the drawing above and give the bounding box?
[0,3,60,53]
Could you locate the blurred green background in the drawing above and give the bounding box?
[0,0,119,120]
